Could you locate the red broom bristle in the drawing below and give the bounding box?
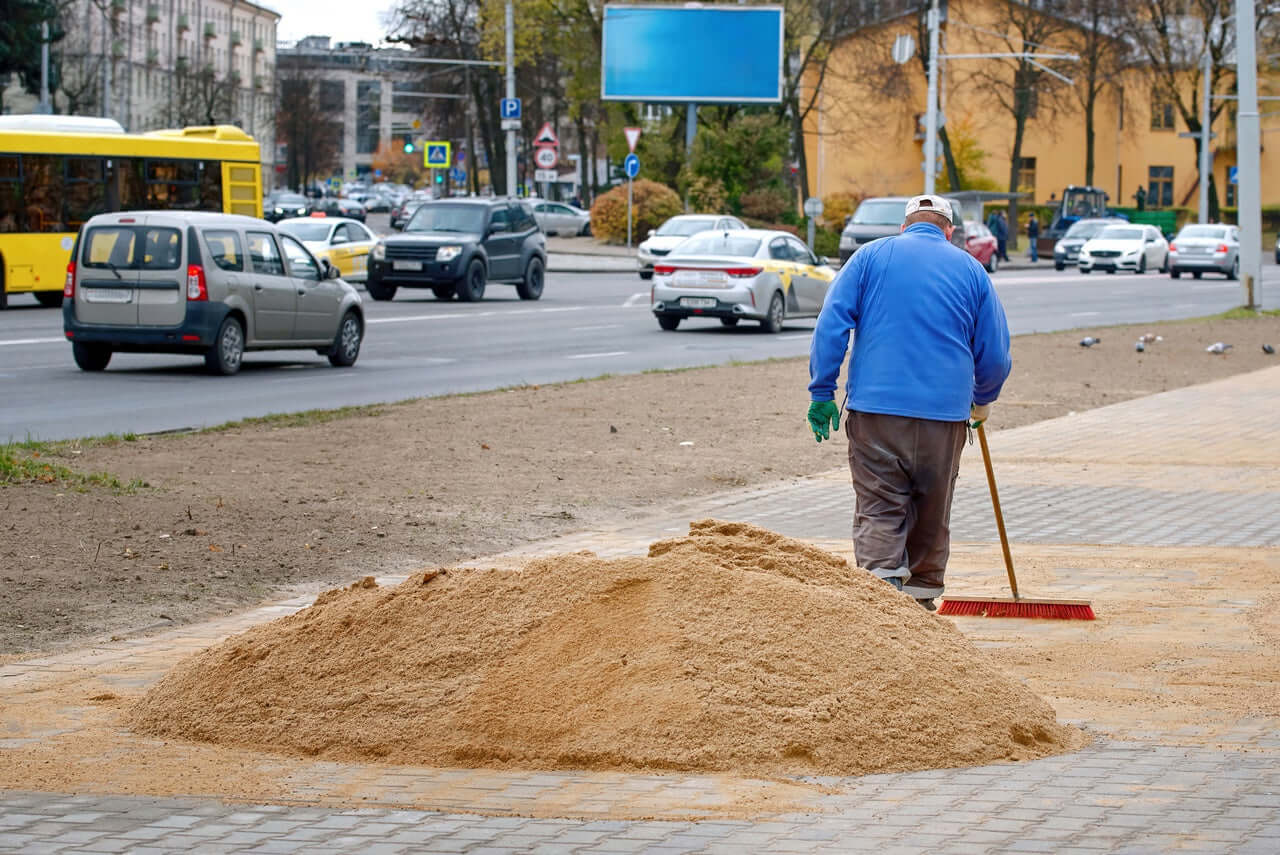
[938,599,1096,620]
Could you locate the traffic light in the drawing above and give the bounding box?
[403,140,415,154]
[435,172,443,183]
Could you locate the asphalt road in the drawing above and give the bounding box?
[2,264,1278,441]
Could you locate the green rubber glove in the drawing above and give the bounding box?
[969,403,991,429]
[807,400,841,442]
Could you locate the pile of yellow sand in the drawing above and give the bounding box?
[130,520,1083,777]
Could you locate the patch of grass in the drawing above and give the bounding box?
[200,403,388,433]
[0,443,145,492]
[1215,306,1280,320]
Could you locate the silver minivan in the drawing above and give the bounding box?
[63,211,364,375]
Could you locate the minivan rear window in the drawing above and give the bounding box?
[205,230,245,272]
[82,225,182,270]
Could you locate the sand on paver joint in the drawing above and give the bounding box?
[129,520,1085,778]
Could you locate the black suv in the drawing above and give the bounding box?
[367,199,546,302]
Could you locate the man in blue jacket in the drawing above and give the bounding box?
[807,195,1011,610]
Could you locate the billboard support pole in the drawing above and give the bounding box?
[686,104,697,161]
[505,0,517,198]
[627,176,633,249]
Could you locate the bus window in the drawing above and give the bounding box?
[0,155,19,233]
[65,157,108,231]
[19,155,64,232]
[146,159,200,209]
[198,161,223,211]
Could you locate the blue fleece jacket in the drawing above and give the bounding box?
[808,222,1011,421]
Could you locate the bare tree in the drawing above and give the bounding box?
[1063,0,1127,187]
[964,1,1075,244]
[276,68,340,190]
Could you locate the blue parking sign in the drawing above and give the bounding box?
[501,98,521,119]
[1229,165,1238,185]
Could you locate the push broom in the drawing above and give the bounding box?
[937,423,1095,620]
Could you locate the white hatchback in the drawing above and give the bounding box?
[1078,224,1169,274]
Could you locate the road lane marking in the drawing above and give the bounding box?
[1070,311,1102,317]
[623,292,650,307]
[567,351,627,359]
[0,337,63,347]
[366,306,592,325]
[1191,283,1236,290]
[777,334,812,341]
[570,324,624,331]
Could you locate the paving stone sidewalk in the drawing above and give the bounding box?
[3,367,1279,854]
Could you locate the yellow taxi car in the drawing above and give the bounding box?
[277,216,377,282]
[650,229,836,332]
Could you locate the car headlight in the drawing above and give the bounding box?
[839,234,854,249]
[1124,247,1140,256]
[437,245,462,263]
[1053,241,1065,254]
[1079,249,1090,257]
[273,207,283,214]
[372,243,385,261]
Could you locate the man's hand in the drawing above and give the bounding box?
[808,401,841,442]
[970,403,991,428]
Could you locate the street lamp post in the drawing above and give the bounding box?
[1236,0,1261,308]
[505,0,517,198]
[923,0,941,195]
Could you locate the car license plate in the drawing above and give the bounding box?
[82,288,132,304]
[681,297,717,309]
[392,260,422,271]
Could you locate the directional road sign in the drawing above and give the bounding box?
[424,141,451,168]
[451,167,466,184]
[1229,165,1239,184]
[624,153,640,179]
[500,97,521,119]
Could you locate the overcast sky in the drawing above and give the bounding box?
[265,0,397,46]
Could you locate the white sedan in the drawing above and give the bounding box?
[532,201,591,236]
[1078,224,1169,274]
[651,229,835,333]
[637,214,748,279]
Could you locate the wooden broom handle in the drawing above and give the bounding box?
[977,422,1019,599]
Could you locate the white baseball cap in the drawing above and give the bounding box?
[904,194,955,224]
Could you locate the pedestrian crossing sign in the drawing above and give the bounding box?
[424,141,451,168]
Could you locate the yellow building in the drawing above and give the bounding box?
[804,1,1280,221]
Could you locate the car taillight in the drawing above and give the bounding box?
[653,264,675,275]
[1216,243,1229,253]
[64,261,76,298]
[724,267,762,278]
[187,264,208,301]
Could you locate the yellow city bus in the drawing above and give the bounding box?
[0,116,263,309]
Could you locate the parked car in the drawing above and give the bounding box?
[1052,217,1127,270]
[366,199,546,302]
[838,196,966,264]
[390,200,426,231]
[1078,224,1169,274]
[278,217,378,282]
[533,201,592,236]
[963,221,999,273]
[650,229,836,333]
[362,191,394,213]
[1168,223,1240,280]
[312,197,367,222]
[63,211,364,375]
[264,192,311,223]
[637,214,748,280]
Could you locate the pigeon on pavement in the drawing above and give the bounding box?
[1139,333,1158,343]
[1080,336,1101,348]
[1264,344,1276,355]
[1206,342,1233,354]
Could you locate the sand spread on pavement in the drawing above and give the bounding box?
[129,520,1084,777]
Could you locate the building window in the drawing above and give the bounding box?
[1017,156,1036,199]
[1148,165,1173,207]
[356,81,381,155]
[1151,96,1175,130]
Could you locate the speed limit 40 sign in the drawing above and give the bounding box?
[534,145,558,169]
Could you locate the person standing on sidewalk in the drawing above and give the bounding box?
[1027,212,1040,263]
[806,195,1012,610]
[992,211,1009,262]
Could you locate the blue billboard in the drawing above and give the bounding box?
[601,5,784,104]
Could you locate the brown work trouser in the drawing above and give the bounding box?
[846,411,967,600]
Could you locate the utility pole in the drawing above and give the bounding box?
[923,0,941,195]
[1198,49,1212,224]
[505,0,517,197]
[1235,0,1261,308]
[37,21,52,114]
